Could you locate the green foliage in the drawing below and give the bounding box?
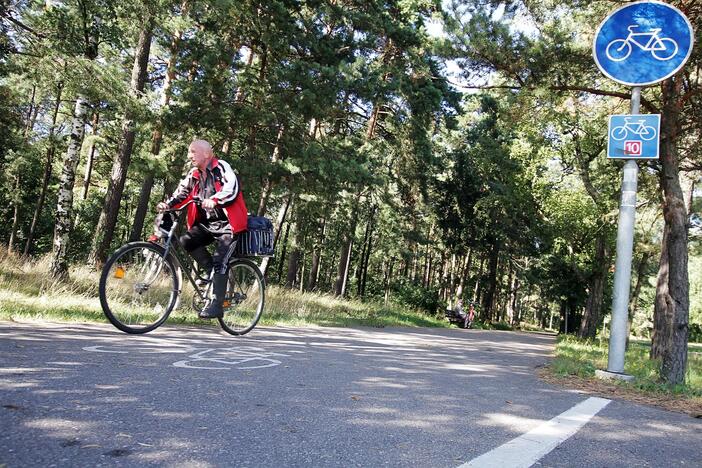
[392,278,441,315]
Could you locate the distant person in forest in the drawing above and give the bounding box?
[157,139,247,319]
[467,301,475,328]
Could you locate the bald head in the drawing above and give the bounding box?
[188,139,214,170]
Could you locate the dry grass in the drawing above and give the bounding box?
[0,248,446,329]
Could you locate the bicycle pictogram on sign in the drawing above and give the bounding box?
[606,25,678,62]
[610,117,657,141]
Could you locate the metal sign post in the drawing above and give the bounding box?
[604,88,640,378]
[592,1,694,381]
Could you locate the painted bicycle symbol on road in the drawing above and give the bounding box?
[610,117,657,141]
[83,345,291,370]
[606,25,678,62]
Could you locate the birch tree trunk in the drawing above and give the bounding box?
[50,96,89,278]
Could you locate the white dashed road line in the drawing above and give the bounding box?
[459,397,611,468]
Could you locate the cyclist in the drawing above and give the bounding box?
[157,139,248,319]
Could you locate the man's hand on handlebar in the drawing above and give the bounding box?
[156,198,213,213]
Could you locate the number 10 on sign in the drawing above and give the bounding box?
[624,141,641,156]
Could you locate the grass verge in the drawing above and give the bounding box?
[545,335,702,416]
[0,250,448,330]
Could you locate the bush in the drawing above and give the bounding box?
[491,321,513,331]
[690,323,702,343]
[392,279,441,314]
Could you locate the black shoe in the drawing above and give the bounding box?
[198,273,227,319]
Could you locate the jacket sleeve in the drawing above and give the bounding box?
[166,168,196,208]
[211,159,240,206]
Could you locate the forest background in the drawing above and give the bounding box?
[0,0,700,385]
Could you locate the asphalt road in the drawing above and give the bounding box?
[1,321,700,467]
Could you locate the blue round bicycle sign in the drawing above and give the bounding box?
[593,1,694,86]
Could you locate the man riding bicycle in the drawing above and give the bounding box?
[157,139,247,319]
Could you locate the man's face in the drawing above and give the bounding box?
[188,143,211,170]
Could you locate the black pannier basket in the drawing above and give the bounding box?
[235,215,275,257]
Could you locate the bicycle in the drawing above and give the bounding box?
[605,25,678,62]
[99,200,265,336]
[610,117,657,141]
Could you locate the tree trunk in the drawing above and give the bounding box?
[50,96,89,279]
[481,242,500,321]
[305,217,325,291]
[277,220,291,282]
[579,232,608,339]
[307,249,321,291]
[334,192,361,296]
[355,205,376,296]
[507,266,519,325]
[23,85,36,138]
[650,78,689,385]
[24,83,64,256]
[90,23,153,265]
[8,175,21,251]
[129,174,154,242]
[384,258,394,306]
[129,71,176,243]
[286,247,301,288]
[260,193,292,277]
[82,111,99,199]
[457,249,472,298]
[360,216,375,297]
[257,124,285,216]
[651,225,671,359]
[627,251,652,349]
[473,255,484,302]
[335,234,355,297]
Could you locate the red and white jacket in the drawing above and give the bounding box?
[166,158,248,233]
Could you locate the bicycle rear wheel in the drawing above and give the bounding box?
[218,259,265,336]
[99,241,180,334]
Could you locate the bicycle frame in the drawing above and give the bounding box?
[625,27,665,51]
[155,203,211,302]
[622,118,645,133]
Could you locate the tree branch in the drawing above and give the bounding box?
[447,82,660,113]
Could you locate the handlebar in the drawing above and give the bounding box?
[161,198,202,213]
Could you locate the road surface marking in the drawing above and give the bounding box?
[459,397,611,468]
[83,345,291,370]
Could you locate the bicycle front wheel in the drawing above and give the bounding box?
[99,242,180,334]
[605,39,631,62]
[218,259,265,336]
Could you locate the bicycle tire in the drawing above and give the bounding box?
[651,38,678,61]
[611,126,628,141]
[218,259,265,336]
[639,126,656,141]
[99,241,181,334]
[605,39,631,62]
